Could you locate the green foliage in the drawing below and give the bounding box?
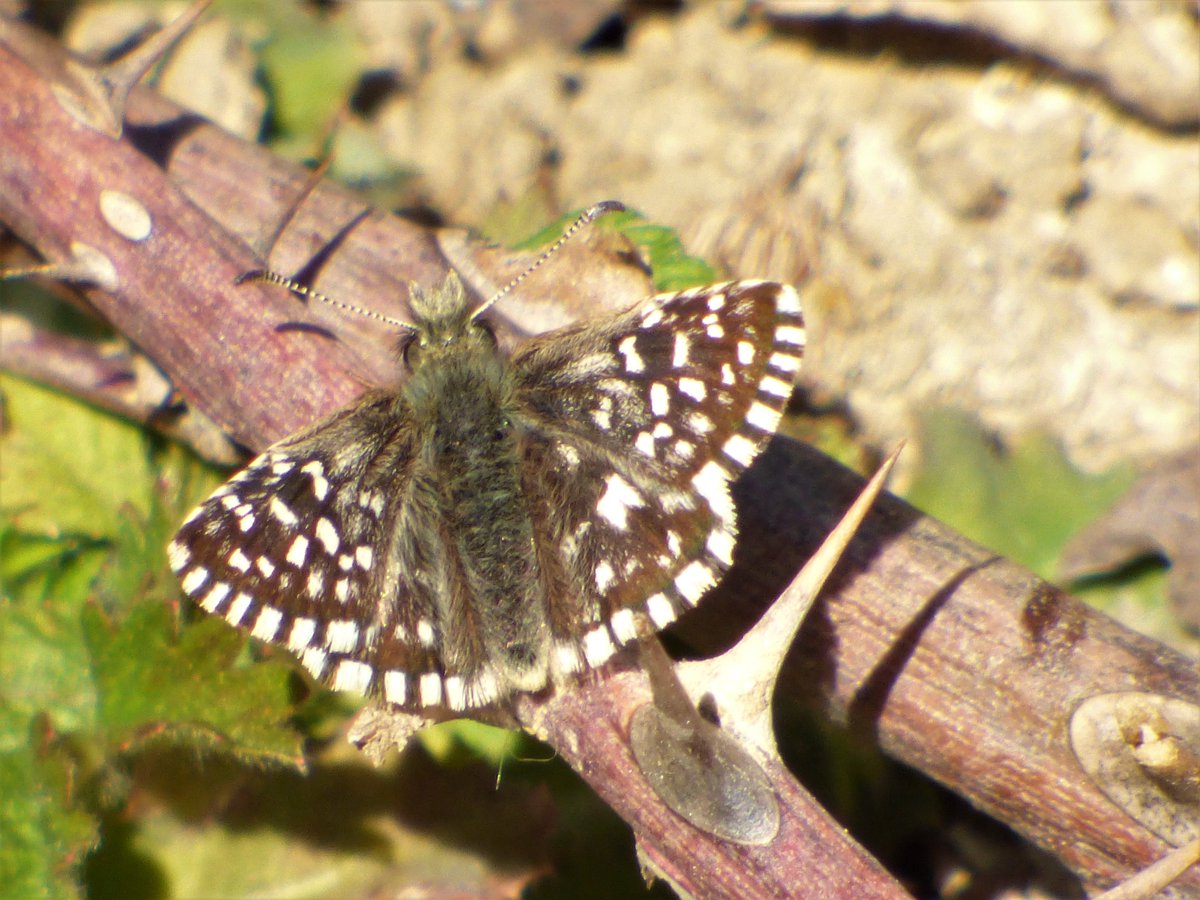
[250,6,361,154]
[0,716,97,900]
[904,408,1134,579]
[0,376,302,898]
[517,206,718,292]
[418,719,521,769]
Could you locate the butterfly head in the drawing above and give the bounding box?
[402,271,497,370]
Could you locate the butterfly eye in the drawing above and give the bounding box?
[400,333,422,369]
[474,318,498,348]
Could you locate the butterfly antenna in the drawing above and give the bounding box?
[469,200,626,320]
[237,270,414,331]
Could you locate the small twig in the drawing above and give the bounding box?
[1093,837,1200,900]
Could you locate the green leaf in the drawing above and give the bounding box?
[618,219,717,291]
[0,524,107,742]
[82,602,303,768]
[515,207,717,292]
[904,409,1134,578]
[0,375,156,541]
[97,442,220,613]
[0,368,308,897]
[0,718,97,900]
[419,720,521,769]
[258,15,360,150]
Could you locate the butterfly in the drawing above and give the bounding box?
[169,209,804,712]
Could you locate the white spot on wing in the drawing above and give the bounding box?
[226,593,252,626]
[650,383,670,417]
[693,461,735,523]
[269,496,298,527]
[777,325,806,347]
[745,401,780,433]
[301,460,329,500]
[315,517,340,555]
[333,660,372,694]
[306,569,324,599]
[419,673,443,706]
[355,545,374,570]
[417,619,436,647]
[672,333,690,368]
[256,556,275,578]
[555,641,583,674]
[673,440,695,460]
[635,431,656,458]
[678,377,706,402]
[776,283,802,314]
[200,581,230,613]
[675,560,716,606]
[618,335,645,373]
[384,670,407,704]
[326,619,360,653]
[610,608,638,643]
[666,530,683,556]
[288,618,317,652]
[251,605,283,640]
[181,566,209,596]
[228,548,251,572]
[723,433,758,467]
[687,412,714,435]
[445,676,467,710]
[641,307,664,328]
[287,534,309,567]
[759,375,793,398]
[583,627,616,666]
[706,528,736,567]
[471,670,500,705]
[594,560,616,593]
[301,646,327,679]
[596,473,645,531]
[646,593,676,629]
[168,540,190,572]
[768,350,803,374]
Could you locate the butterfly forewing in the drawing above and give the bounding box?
[173,396,430,693]
[512,281,805,666]
[170,274,804,712]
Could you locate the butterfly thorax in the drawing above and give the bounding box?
[401,276,550,693]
